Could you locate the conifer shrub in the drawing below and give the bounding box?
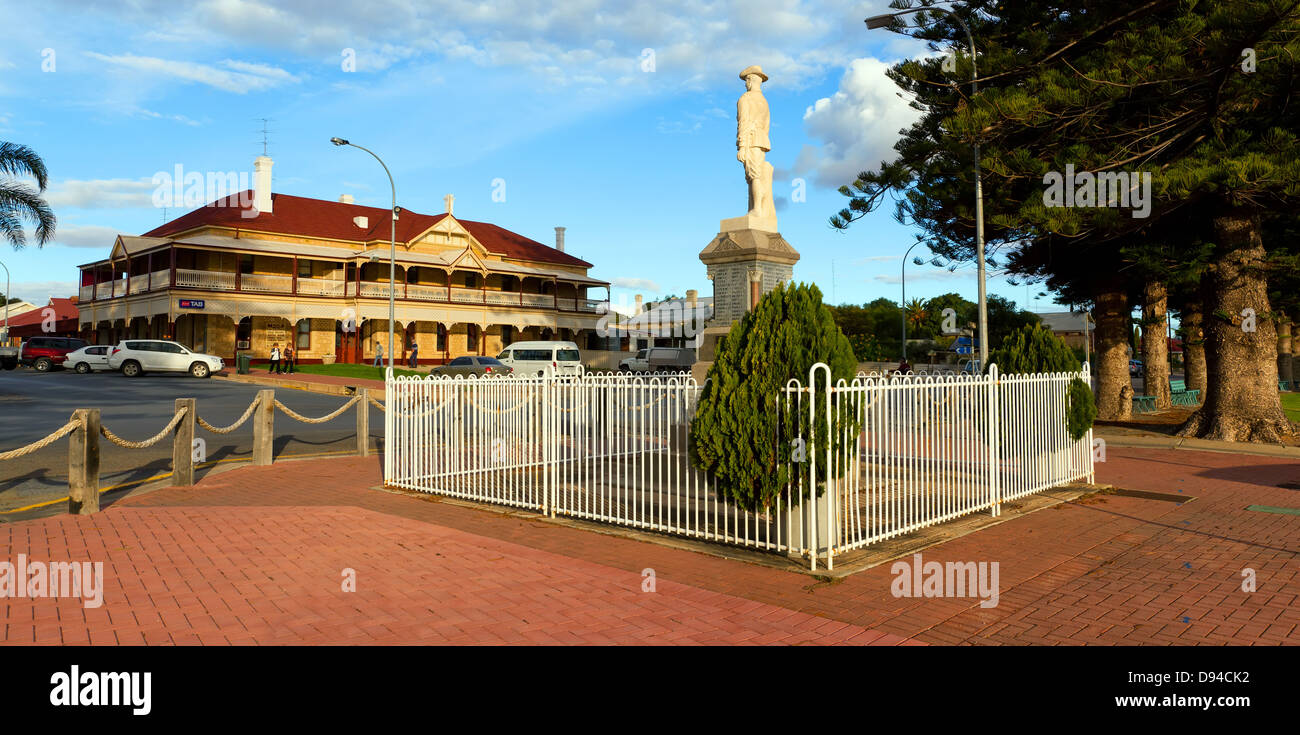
[989,323,1096,441]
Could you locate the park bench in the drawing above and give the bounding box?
[1134,379,1200,413]
[1281,380,1292,392]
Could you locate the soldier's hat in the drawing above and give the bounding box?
[739,65,768,82]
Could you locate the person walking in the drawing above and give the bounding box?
[268,343,281,374]
[373,340,384,368]
[408,339,418,369]
[283,344,295,374]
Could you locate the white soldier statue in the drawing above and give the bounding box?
[736,65,775,220]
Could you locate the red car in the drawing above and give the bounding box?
[19,336,89,372]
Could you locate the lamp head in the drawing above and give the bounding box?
[330,137,349,146]
[865,14,895,29]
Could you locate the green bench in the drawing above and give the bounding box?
[1134,379,1200,413]
[1282,380,1293,392]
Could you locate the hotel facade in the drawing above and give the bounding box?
[76,156,611,365]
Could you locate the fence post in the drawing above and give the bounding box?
[68,408,100,515]
[357,388,370,457]
[253,389,275,466]
[172,397,196,486]
[988,364,1001,517]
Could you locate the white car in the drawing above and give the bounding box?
[619,349,649,372]
[107,339,225,378]
[496,340,583,377]
[65,345,115,374]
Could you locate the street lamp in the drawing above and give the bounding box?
[901,241,921,363]
[0,259,9,346]
[331,137,398,375]
[866,5,988,371]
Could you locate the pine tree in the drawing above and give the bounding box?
[988,322,1096,441]
[688,283,858,511]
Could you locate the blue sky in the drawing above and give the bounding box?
[1,0,1057,314]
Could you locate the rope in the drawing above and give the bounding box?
[0,417,82,460]
[100,407,188,449]
[197,395,262,434]
[273,396,361,424]
[367,395,386,412]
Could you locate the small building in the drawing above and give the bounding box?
[1036,311,1093,353]
[76,156,611,365]
[619,291,713,351]
[4,297,80,343]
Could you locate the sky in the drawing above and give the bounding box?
[0,0,1061,315]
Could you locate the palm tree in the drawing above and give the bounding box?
[905,298,928,330]
[0,142,56,249]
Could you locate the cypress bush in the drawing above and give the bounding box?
[988,322,1096,441]
[688,282,858,511]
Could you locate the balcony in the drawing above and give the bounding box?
[449,287,484,304]
[297,277,347,297]
[241,273,293,294]
[176,269,236,290]
[406,284,449,302]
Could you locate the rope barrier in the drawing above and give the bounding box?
[367,395,386,412]
[273,396,361,424]
[197,395,262,434]
[100,407,188,449]
[0,416,82,460]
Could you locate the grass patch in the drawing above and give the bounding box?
[1282,392,1300,423]
[291,363,423,380]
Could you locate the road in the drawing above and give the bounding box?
[0,368,382,516]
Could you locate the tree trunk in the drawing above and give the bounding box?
[1094,283,1132,420]
[1182,305,1207,395]
[1279,318,1294,388]
[1177,212,1292,442]
[1141,280,1171,409]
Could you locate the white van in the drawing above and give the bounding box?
[497,341,584,377]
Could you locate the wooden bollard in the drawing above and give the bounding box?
[356,388,371,457]
[253,389,275,466]
[68,408,100,515]
[172,397,196,486]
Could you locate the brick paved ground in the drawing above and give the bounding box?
[1,446,1296,644]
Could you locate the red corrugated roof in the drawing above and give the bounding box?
[6,297,78,327]
[142,191,593,269]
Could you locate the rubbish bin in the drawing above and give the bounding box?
[236,353,251,375]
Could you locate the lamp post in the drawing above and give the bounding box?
[901,241,921,363]
[0,259,9,346]
[331,137,398,375]
[867,5,987,371]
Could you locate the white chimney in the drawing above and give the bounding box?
[353,216,369,229]
[686,289,698,309]
[444,193,455,215]
[635,294,643,313]
[253,155,273,214]
[554,226,566,252]
[339,194,354,204]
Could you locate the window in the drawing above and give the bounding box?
[478,357,503,366]
[436,324,447,352]
[239,255,254,275]
[557,349,580,362]
[297,320,311,350]
[298,261,313,279]
[515,349,551,361]
[464,273,478,289]
[501,326,513,346]
[236,317,253,350]
[466,324,479,352]
[496,351,512,361]
[160,342,186,354]
[449,356,472,366]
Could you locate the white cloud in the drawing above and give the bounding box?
[84,52,298,93]
[46,178,156,209]
[7,281,78,303]
[798,57,923,188]
[610,277,662,292]
[874,267,971,285]
[50,224,122,249]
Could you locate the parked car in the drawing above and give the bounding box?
[496,341,583,376]
[632,347,695,373]
[1129,359,1143,376]
[65,344,115,373]
[429,356,513,377]
[18,336,89,372]
[107,340,224,378]
[619,349,649,372]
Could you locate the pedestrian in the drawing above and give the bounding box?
[283,344,295,374]
[408,340,418,369]
[373,340,383,368]
[268,343,281,374]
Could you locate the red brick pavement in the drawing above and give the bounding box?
[2,446,1296,645]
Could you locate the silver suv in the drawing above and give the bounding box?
[107,340,225,378]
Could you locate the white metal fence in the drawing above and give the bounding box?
[385,363,1093,569]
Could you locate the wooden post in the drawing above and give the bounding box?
[253,389,275,466]
[68,408,101,515]
[356,388,370,457]
[172,397,196,486]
